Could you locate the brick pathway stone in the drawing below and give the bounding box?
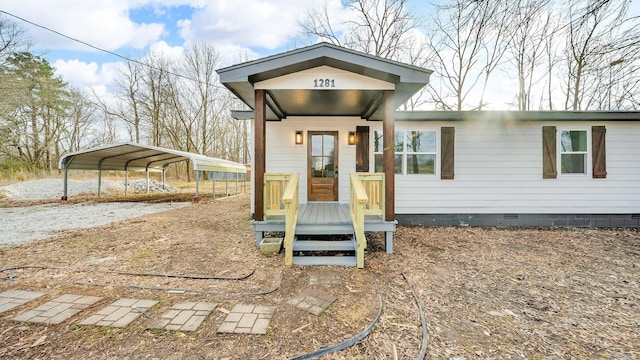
[149,302,217,332]
[309,271,341,285]
[287,288,337,315]
[78,298,158,328]
[12,294,101,324]
[217,304,275,335]
[0,290,46,314]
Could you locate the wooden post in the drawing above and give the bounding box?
[254,89,266,221]
[383,90,394,221]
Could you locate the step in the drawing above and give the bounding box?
[295,223,354,235]
[293,240,355,252]
[292,256,357,267]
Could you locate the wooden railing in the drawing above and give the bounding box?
[355,173,385,218]
[265,173,299,265]
[281,174,299,266]
[264,173,293,217]
[350,174,368,269]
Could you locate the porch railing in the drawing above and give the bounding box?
[264,173,293,217]
[349,174,368,269]
[356,173,385,218]
[281,173,299,266]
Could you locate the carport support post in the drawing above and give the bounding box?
[235,172,239,194]
[98,168,102,198]
[212,172,216,201]
[194,170,200,201]
[225,172,229,197]
[124,170,128,196]
[62,167,68,201]
[146,169,150,194]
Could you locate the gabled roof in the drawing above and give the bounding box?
[59,143,247,173]
[217,42,432,120]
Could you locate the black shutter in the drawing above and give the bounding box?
[355,126,369,172]
[592,126,607,178]
[542,126,557,179]
[441,127,455,179]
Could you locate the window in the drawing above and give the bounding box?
[559,130,587,174]
[373,130,437,175]
[543,126,606,179]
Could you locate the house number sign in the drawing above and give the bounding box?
[313,78,336,88]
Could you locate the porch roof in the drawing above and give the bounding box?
[217,42,432,121]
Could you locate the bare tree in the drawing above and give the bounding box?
[561,0,639,110]
[425,0,491,110]
[302,0,419,59]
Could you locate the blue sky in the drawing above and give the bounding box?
[1,0,637,109]
[1,0,351,92]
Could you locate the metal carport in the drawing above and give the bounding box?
[58,143,247,200]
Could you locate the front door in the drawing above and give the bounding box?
[308,131,338,201]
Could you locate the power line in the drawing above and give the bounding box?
[0,9,218,87]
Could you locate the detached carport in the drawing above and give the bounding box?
[58,143,247,200]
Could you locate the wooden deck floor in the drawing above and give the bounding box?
[298,203,351,225]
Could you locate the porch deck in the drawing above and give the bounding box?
[253,202,395,250]
[254,203,394,229]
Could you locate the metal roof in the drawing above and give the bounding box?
[217,42,432,121]
[59,143,247,173]
[395,110,640,121]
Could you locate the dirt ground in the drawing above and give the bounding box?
[0,193,638,359]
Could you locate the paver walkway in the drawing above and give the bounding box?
[78,298,158,328]
[12,294,101,324]
[288,288,337,315]
[0,290,45,314]
[149,302,217,331]
[309,271,341,285]
[217,304,275,335]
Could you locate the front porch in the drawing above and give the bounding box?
[254,173,395,268]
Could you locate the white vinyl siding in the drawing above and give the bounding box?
[263,116,368,204]
[392,120,640,214]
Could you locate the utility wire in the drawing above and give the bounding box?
[0,9,216,87]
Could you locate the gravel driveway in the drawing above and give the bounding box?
[0,179,190,246]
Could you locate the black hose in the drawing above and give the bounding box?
[402,272,428,359]
[287,293,383,360]
[0,265,254,281]
[64,271,284,297]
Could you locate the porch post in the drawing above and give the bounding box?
[254,89,266,221]
[383,90,395,221]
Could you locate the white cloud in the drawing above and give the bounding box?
[2,0,166,51]
[177,0,328,50]
[52,59,123,91]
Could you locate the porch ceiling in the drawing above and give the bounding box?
[217,43,432,121]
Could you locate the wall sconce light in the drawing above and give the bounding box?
[295,130,303,145]
[348,131,356,145]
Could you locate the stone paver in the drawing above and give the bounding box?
[78,298,158,328]
[288,288,337,315]
[11,294,101,324]
[149,302,217,332]
[309,271,341,285]
[0,290,46,314]
[217,303,275,335]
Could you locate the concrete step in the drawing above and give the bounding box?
[293,240,355,252]
[292,256,357,267]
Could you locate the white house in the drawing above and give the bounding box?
[217,42,640,268]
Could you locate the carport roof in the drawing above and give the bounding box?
[59,143,247,173]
